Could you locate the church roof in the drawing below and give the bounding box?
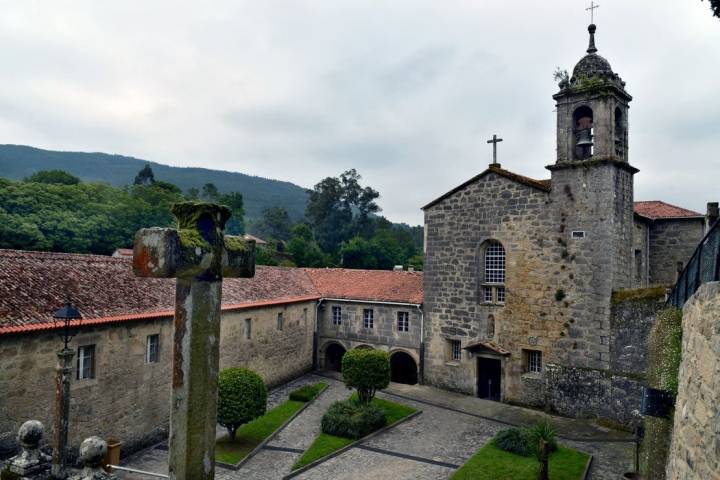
[634,201,704,220]
[0,249,319,334]
[304,268,423,305]
[422,164,551,211]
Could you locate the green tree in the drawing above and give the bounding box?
[201,183,220,202]
[254,206,292,241]
[703,0,720,17]
[306,169,380,253]
[24,170,80,185]
[288,224,328,267]
[341,349,390,404]
[217,368,267,441]
[134,164,155,186]
[219,191,245,235]
[185,187,200,200]
[340,236,377,269]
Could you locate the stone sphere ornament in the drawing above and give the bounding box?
[17,420,44,448]
[68,437,116,480]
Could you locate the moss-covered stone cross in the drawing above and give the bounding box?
[133,202,255,480]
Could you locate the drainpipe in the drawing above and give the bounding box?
[313,299,324,371]
[416,304,425,385]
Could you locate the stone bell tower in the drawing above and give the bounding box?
[548,24,639,368]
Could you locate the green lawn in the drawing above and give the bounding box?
[292,395,417,471]
[451,441,589,480]
[216,382,328,465]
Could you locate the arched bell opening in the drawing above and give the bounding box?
[573,106,594,160]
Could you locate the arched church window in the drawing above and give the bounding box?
[487,314,495,339]
[480,240,506,305]
[573,106,594,160]
[614,107,625,158]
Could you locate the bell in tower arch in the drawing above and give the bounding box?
[573,106,594,160]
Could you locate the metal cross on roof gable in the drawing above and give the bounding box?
[586,0,599,24]
[487,134,503,165]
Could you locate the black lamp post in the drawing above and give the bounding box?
[51,301,82,480]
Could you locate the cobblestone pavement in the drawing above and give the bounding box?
[120,372,635,479]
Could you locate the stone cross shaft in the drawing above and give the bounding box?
[133,202,255,480]
[487,134,503,165]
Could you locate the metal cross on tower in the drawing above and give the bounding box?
[487,134,503,165]
[586,0,599,24]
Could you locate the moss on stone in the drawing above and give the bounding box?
[611,286,668,304]
[171,201,231,231]
[178,229,210,249]
[224,235,250,253]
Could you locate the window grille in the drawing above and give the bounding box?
[363,309,374,329]
[496,286,506,304]
[483,286,493,303]
[484,243,506,284]
[77,345,95,380]
[146,334,159,363]
[332,306,342,326]
[526,350,542,373]
[397,312,409,332]
[451,340,462,361]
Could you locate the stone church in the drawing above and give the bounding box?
[421,24,714,409]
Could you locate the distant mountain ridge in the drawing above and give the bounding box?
[0,144,309,222]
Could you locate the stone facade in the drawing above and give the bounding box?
[648,218,706,286]
[0,301,316,459]
[317,300,422,375]
[666,282,720,479]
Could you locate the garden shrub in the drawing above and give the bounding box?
[289,382,326,402]
[217,367,267,441]
[342,348,390,404]
[321,400,386,439]
[494,425,557,458]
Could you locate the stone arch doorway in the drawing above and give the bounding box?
[390,351,418,385]
[325,343,347,372]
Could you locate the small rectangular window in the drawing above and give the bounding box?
[525,349,542,373]
[483,286,493,303]
[244,318,252,340]
[397,311,409,332]
[332,306,342,326]
[77,345,96,380]
[571,231,586,239]
[496,286,506,304]
[303,308,308,325]
[146,334,159,363]
[450,340,462,362]
[363,309,374,329]
[277,312,284,331]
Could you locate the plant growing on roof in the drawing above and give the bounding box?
[341,348,390,404]
[217,368,267,441]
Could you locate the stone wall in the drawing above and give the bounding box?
[544,287,666,425]
[0,300,317,459]
[648,218,705,286]
[633,218,650,288]
[220,300,316,387]
[666,282,720,479]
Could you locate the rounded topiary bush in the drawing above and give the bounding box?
[321,400,386,439]
[217,367,267,441]
[342,348,390,404]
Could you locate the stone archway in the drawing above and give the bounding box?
[390,351,418,385]
[325,343,347,372]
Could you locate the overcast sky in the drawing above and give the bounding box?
[0,1,718,225]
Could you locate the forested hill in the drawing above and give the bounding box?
[0,144,308,221]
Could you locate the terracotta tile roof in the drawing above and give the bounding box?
[423,165,551,210]
[304,268,423,305]
[634,201,703,220]
[0,249,318,332]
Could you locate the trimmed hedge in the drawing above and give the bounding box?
[217,368,267,441]
[342,349,390,404]
[289,382,327,402]
[321,400,386,439]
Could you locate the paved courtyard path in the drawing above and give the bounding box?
[119,372,635,480]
